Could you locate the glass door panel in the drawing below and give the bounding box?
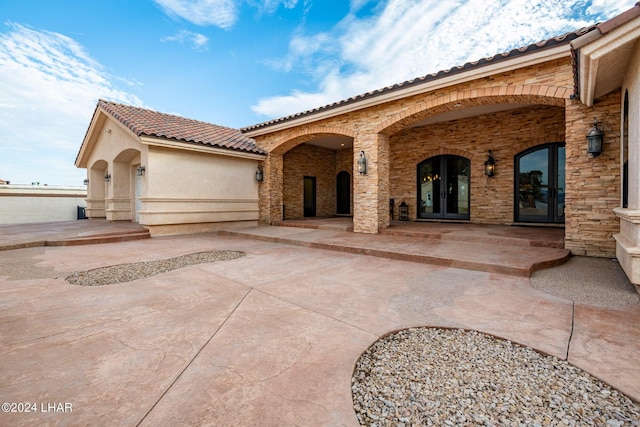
[517,147,549,222]
[418,155,469,220]
[446,156,469,216]
[515,144,564,223]
[419,158,441,216]
[557,146,565,221]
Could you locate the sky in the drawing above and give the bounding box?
[0,0,634,186]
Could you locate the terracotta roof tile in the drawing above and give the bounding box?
[98,100,265,155]
[241,25,597,133]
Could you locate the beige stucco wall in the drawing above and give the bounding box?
[81,115,263,235]
[614,39,640,285]
[0,185,86,224]
[83,117,146,221]
[140,146,261,231]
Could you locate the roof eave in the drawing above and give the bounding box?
[242,43,573,137]
[75,105,106,168]
[572,6,640,107]
[140,136,266,160]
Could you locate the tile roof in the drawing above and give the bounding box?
[241,25,597,134]
[97,100,265,155]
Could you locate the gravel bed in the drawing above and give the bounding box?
[352,328,640,426]
[65,250,245,286]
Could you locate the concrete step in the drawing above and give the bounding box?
[46,230,151,247]
[221,226,570,277]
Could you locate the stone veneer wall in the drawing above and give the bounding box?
[283,144,336,219]
[564,91,621,257]
[389,105,565,223]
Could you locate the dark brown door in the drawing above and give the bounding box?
[304,176,316,217]
[336,171,350,215]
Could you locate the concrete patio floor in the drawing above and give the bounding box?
[0,222,638,426]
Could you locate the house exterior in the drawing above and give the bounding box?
[240,4,640,284]
[75,101,266,236]
[77,4,640,285]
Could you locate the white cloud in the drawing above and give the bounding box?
[246,0,299,16]
[153,0,238,29]
[252,0,635,119]
[0,22,143,185]
[161,29,210,50]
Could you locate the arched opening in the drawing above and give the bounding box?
[417,155,470,220]
[280,134,354,220]
[514,143,565,223]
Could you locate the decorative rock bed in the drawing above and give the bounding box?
[352,328,640,426]
[65,250,245,286]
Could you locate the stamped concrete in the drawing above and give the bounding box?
[0,224,638,426]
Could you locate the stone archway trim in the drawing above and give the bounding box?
[375,85,573,134]
[269,126,357,155]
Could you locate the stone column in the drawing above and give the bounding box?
[260,154,283,224]
[564,93,621,257]
[353,132,390,233]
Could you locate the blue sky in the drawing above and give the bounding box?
[0,0,634,186]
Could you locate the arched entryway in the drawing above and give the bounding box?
[514,143,565,223]
[417,155,470,220]
[336,171,351,215]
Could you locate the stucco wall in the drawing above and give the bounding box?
[140,146,260,228]
[615,38,640,284]
[622,40,640,211]
[0,185,87,225]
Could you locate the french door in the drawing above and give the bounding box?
[515,143,565,223]
[417,155,470,220]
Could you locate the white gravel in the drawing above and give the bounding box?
[65,250,245,286]
[352,328,640,426]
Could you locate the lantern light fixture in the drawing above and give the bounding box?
[137,165,146,176]
[104,173,111,183]
[83,178,89,186]
[399,201,409,221]
[586,117,604,157]
[484,150,496,177]
[357,151,367,175]
[255,165,264,182]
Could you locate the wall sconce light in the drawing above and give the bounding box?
[103,129,111,134]
[136,166,146,176]
[586,117,604,157]
[83,178,89,186]
[104,173,111,183]
[357,151,367,175]
[255,165,264,182]
[484,150,496,177]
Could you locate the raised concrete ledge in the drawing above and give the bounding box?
[614,207,640,286]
